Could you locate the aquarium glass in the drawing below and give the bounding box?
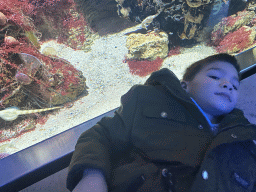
[0,0,255,158]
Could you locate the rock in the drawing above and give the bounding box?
[0,118,36,142]
[4,36,20,46]
[126,31,169,61]
[0,12,7,26]
[37,57,89,106]
[74,0,117,28]
[117,0,213,46]
[73,0,136,35]
[42,46,58,56]
[247,1,256,12]
[185,0,211,8]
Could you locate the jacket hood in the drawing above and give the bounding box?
[144,68,193,104]
[144,68,251,128]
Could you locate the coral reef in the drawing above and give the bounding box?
[211,10,255,45]
[216,26,256,53]
[0,38,88,109]
[211,10,256,53]
[1,0,98,51]
[0,4,88,141]
[60,7,99,50]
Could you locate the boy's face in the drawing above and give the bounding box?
[182,61,240,121]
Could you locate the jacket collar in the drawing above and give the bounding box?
[190,97,217,127]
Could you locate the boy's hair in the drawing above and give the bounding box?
[182,53,241,81]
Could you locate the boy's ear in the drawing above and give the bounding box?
[180,81,187,91]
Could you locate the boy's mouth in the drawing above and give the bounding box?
[215,92,231,102]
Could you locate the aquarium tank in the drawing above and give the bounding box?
[0,0,255,159]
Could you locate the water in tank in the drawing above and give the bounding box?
[0,0,255,158]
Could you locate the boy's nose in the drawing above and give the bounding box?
[220,81,233,90]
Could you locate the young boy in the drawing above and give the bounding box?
[67,53,256,192]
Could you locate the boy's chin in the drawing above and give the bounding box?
[212,107,234,117]
[215,101,236,113]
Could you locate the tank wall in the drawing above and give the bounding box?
[19,167,70,192]
[236,73,256,124]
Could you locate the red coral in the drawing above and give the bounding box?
[211,29,224,46]
[0,1,35,31]
[210,11,251,47]
[61,11,88,49]
[125,57,163,77]
[225,15,239,27]
[23,0,73,16]
[216,26,254,53]
[23,0,76,42]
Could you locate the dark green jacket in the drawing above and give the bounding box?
[67,68,256,192]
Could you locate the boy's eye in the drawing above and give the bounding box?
[209,75,219,80]
[208,75,239,90]
[209,75,238,90]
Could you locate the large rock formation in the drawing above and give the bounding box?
[126,31,169,60]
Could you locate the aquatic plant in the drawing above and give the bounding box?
[125,57,163,77]
[24,31,41,49]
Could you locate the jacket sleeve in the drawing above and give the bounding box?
[66,85,140,191]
